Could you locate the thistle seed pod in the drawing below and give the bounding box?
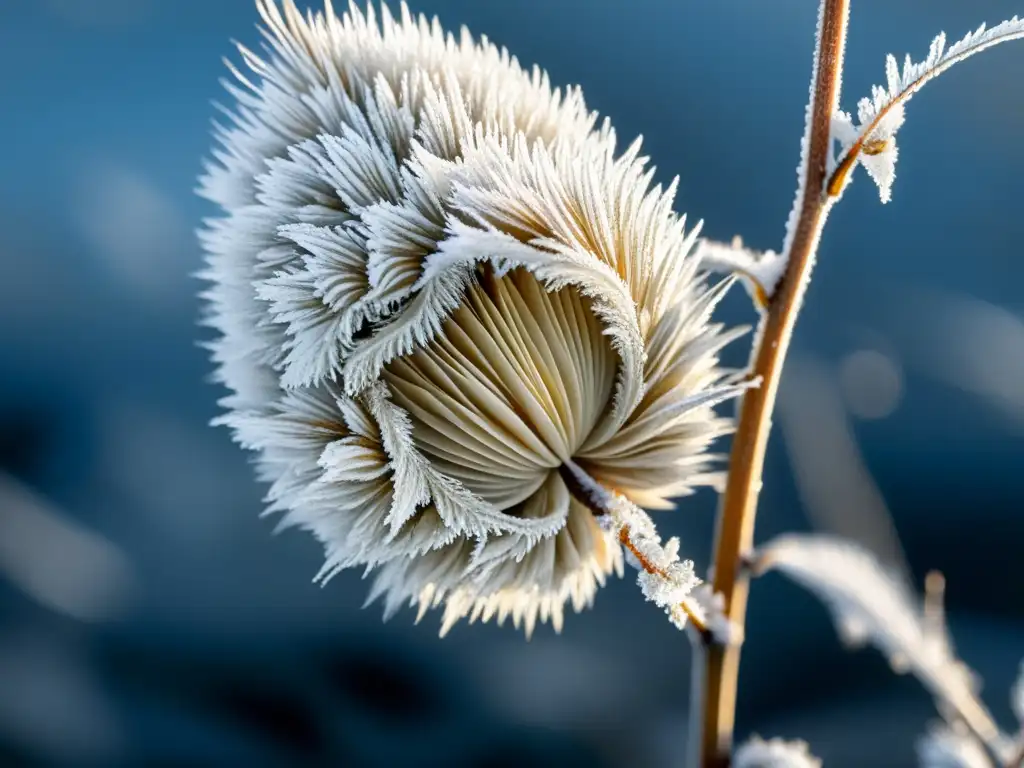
[200,0,744,635]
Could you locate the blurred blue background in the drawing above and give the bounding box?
[0,0,1021,765]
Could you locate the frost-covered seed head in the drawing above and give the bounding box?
[200,0,744,635]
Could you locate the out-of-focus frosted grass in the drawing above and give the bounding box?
[778,355,909,581]
[900,290,1024,430]
[0,472,133,622]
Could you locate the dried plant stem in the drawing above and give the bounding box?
[697,2,850,765]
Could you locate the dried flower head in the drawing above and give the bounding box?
[199,0,743,635]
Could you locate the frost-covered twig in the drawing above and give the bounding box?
[752,534,1013,764]
[560,460,732,641]
[606,502,706,635]
[828,17,1024,202]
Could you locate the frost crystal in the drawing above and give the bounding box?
[733,736,821,768]
[200,0,744,634]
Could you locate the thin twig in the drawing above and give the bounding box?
[826,17,1024,197]
[697,2,850,765]
[559,461,711,637]
[617,528,711,638]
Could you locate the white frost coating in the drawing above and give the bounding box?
[917,723,993,768]
[698,237,785,306]
[756,535,1010,760]
[780,0,846,263]
[200,0,745,633]
[831,105,903,204]
[831,16,1024,202]
[733,736,821,768]
[562,460,708,633]
[586,485,702,633]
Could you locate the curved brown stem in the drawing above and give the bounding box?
[697,2,850,765]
